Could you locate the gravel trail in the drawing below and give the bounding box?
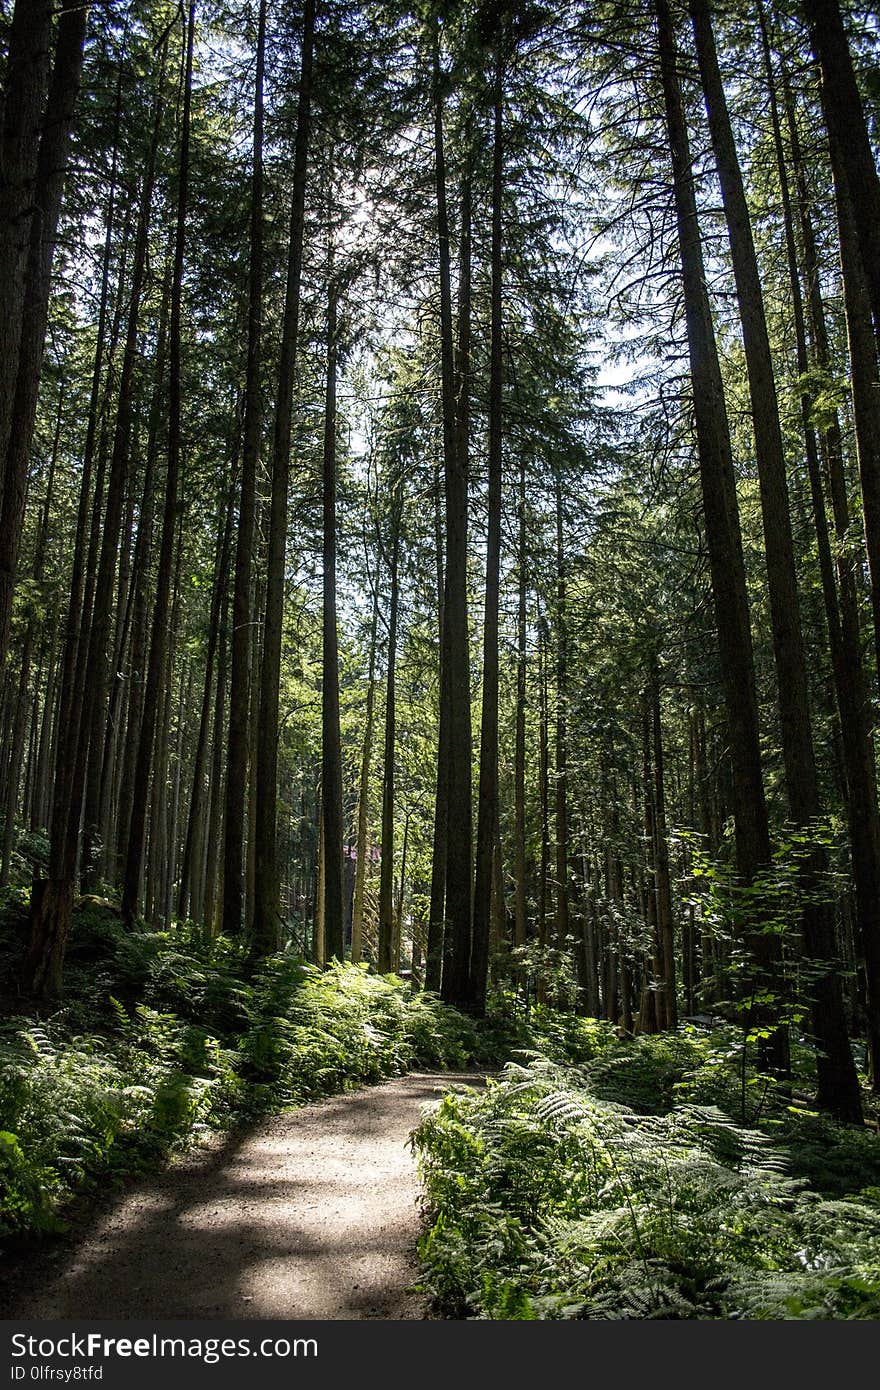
[0,1071,482,1320]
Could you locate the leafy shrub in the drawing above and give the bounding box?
[582,1028,724,1113]
[239,959,478,1103]
[413,1054,880,1320]
[474,1000,617,1069]
[0,1129,60,1237]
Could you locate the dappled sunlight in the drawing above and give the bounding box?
[1,1074,483,1320]
[2,0,878,1327]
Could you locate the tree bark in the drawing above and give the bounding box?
[433,26,473,1008]
[802,0,880,339]
[513,451,527,950]
[79,62,166,893]
[223,0,265,937]
[178,477,234,921]
[203,562,230,938]
[122,2,196,924]
[351,568,379,964]
[654,0,786,1072]
[0,0,53,490]
[537,608,550,1003]
[691,0,856,1113]
[24,41,165,995]
[321,278,344,963]
[0,0,89,673]
[314,792,325,967]
[650,655,676,1031]
[426,472,448,986]
[553,464,569,964]
[471,55,504,1017]
[394,809,409,973]
[833,161,880,684]
[253,0,315,954]
[114,255,171,881]
[766,25,880,1100]
[1,386,59,884]
[378,512,400,975]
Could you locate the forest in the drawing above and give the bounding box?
[1,0,880,1324]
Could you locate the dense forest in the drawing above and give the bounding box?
[2,0,880,1323]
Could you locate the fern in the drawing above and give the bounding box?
[0,909,483,1241]
[413,1051,880,1320]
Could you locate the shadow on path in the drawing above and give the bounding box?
[0,1071,486,1321]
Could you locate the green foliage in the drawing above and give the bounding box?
[238,959,477,1104]
[0,1128,61,1238]
[413,1048,880,1320]
[476,998,617,1069]
[500,943,583,1013]
[0,905,479,1242]
[584,1028,720,1113]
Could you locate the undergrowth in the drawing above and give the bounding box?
[413,1037,880,1320]
[0,892,627,1242]
[7,891,878,1321]
[0,895,481,1241]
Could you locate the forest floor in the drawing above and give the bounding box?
[0,1071,484,1320]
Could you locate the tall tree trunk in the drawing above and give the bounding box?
[553,465,569,966]
[246,564,265,934]
[203,565,230,938]
[537,607,550,1003]
[425,128,469,991]
[580,835,601,1018]
[654,0,786,1073]
[0,686,14,826]
[433,27,473,1008]
[394,809,409,973]
[114,255,171,881]
[1,644,31,886]
[145,557,182,922]
[351,570,379,965]
[314,792,325,967]
[122,2,196,925]
[31,631,57,830]
[1,386,59,883]
[640,715,661,1034]
[321,278,344,963]
[253,0,315,954]
[683,713,699,1014]
[79,64,167,893]
[223,0,265,937]
[165,654,189,925]
[22,649,42,828]
[0,0,89,673]
[802,0,880,339]
[178,476,234,921]
[766,26,880,1098]
[24,43,165,995]
[95,477,136,887]
[490,829,506,962]
[0,0,53,488]
[833,161,880,682]
[513,452,527,950]
[650,655,676,1030]
[426,474,449,989]
[691,0,859,1116]
[471,56,504,1017]
[760,13,848,727]
[378,514,400,974]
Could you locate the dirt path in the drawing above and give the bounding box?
[0,1071,482,1321]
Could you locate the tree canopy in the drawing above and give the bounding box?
[2,0,880,1129]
